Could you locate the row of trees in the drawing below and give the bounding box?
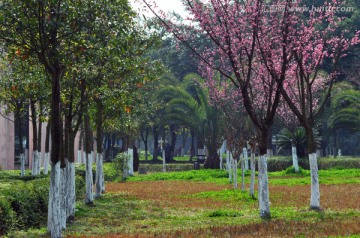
[142,0,359,219]
[0,1,163,237]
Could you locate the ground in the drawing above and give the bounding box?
[62,169,360,238]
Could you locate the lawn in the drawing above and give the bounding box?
[66,168,360,237]
[8,167,360,237]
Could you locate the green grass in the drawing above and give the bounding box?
[3,159,360,237]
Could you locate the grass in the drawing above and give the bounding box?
[64,167,360,237]
[6,164,360,237]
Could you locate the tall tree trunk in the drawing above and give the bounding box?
[249,148,256,198]
[84,114,94,205]
[48,69,62,238]
[170,125,177,160]
[16,110,25,177]
[291,141,299,172]
[204,147,220,169]
[60,116,67,230]
[258,129,271,220]
[66,133,76,223]
[144,127,149,161]
[181,129,188,156]
[140,127,149,161]
[305,126,320,210]
[78,129,84,164]
[30,100,39,175]
[44,121,51,175]
[152,126,159,161]
[95,100,105,199]
[189,130,195,161]
[37,110,43,174]
[243,147,249,171]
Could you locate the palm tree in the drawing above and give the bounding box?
[157,73,223,168]
[328,89,360,156]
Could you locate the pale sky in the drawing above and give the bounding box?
[130,0,188,18]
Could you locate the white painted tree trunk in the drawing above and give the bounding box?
[227,150,232,183]
[40,152,44,174]
[309,153,320,210]
[20,153,25,176]
[233,158,238,189]
[66,161,76,223]
[77,150,82,164]
[85,152,93,205]
[249,151,255,197]
[267,149,272,158]
[241,157,245,192]
[258,155,270,219]
[60,167,67,230]
[127,149,134,175]
[44,153,49,175]
[292,146,299,172]
[95,153,104,198]
[337,149,342,159]
[162,149,166,172]
[47,162,61,238]
[83,151,86,165]
[243,147,249,170]
[218,149,222,169]
[32,150,38,175]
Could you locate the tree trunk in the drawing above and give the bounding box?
[66,132,76,223]
[17,110,25,176]
[204,148,220,169]
[30,100,39,175]
[48,68,62,237]
[44,122,51,175]
[241,157,245,192]
[258,155,270,219]
[258,129,271,220]
[305,127,321,210]
[84,114,93,205]
[170,125,177,160]
[227,150,232,183]
[37,114,43,174]
[47,162,61,238]
[95,100,105,199]
[233,157,238,189]
[152,126,159,161]
[249,149,256,198]
[291,142,299,172]
[243,147,249,171]
[189,130,195,161]
[181,129,188,156]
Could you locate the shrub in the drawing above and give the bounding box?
[0,196,16,236]
[283,166,308,176]
[0,174,86,236]
[137,163,195,173]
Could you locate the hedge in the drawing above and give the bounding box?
[265,156,360,172]
[0,173,85,236]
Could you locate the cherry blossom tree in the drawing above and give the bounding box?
[142,0,294,219]
[257,0,359,210]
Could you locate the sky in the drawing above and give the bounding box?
[130,0,188,18]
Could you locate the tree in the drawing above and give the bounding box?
[142,0,294,219]
[259,0,359,210]
[158,73,224,168]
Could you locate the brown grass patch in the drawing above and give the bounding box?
[107,181,232,209]
[270,184,360,210]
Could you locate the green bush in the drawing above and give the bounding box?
[318,157,360,170]
[283,166,307,176]
[138,163,195,173]
[0,196,16,236]
[0,172,86,236]
[2,180,47,230]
